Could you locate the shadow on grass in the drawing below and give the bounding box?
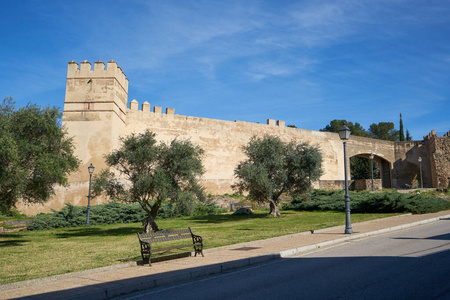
[54,226,140,239]
[0,239,30,247]
[188,212,276,224]
[0,233,31,247]
[117,255,142,263]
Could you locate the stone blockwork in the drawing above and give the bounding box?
[15,60,450,215]
[354,179,382,191]
[392,141,430,189]
[427,131,450,188]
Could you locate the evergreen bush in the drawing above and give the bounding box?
[31,202,148,230]
[30,200,225,230]
[284,190,450,214]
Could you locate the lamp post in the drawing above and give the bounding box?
[370,153,374,191]
[418,157,423,189]
[86,163,95,226]
[339,125,353,234]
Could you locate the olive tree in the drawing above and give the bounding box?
[0,97,79,214]
[234,134,322,217]
[93,130,205,232]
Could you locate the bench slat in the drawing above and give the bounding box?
[139,229,190,239]
[149,243,203,253]
[141,234,192,243]
[3,220,33,226]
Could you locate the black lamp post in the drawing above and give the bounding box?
[339,125,353,234]
[418,157,423,189]
[370,153,374,191]
[86,163,95,226]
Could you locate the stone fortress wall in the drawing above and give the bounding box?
[16,60,450,215]
[426,130,450,189]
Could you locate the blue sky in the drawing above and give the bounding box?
[1,0,449,139]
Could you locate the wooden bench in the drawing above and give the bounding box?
[137,227,204,266]
[234,203,252,209]
[2,220,34,232]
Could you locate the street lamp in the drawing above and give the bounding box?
[339,125,353,234]
[370,153,374,191]
[86,163,95,226]
[418,157,423,189]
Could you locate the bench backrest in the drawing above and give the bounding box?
[235,203,252,209]
[3,220,33,226]
[138,228,192,243]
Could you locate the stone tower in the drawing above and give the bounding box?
[62,60,129,182]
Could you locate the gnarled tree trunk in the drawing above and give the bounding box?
[142,201,161,232]
[268,199,281,217]
[142,215,160,232]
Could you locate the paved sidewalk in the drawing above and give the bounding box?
[2,210,450,300]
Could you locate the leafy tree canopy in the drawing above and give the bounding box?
[0,97,79,214]
[92,130,205,232]
[320,119,370,137]
[321,119,408,142]
[233,135,323,217]
[368,122,399,141]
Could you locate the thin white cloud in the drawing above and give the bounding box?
[246,57,317,81]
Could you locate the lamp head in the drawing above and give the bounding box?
[338,125,351,140]
[88,163,95,174]
[418,157,422,163]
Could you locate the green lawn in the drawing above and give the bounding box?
[0,210,398,285]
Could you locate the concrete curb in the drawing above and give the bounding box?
[66,213,450,300]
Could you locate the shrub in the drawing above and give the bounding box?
[30,200,225,230]
[31,202,147,230]
[284,190,450,214]
[194,202,227,216]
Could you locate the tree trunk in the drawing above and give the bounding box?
[268,199,281,217]
[141,201,161,232]
[142,217,151,233]
[142,215,160,232]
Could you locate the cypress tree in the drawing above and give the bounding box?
[406,129,412,141]
[399,113,405,141]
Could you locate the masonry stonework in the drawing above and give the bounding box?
[15,61,450,215]
[427,131,450,189]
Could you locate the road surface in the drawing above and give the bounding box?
[116,218,450,300]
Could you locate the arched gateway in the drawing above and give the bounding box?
[16,60,450,215]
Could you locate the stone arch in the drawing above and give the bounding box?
[349,153,392,188]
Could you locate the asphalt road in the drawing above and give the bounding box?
[116,218,450,300]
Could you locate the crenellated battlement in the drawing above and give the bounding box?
[444,130,450,138]
[67,60,129,92]
[128,99,285,126]
[128,99,175,115]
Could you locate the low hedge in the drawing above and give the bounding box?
[284,190,450,214]
[30,201,225,230]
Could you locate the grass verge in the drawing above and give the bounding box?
[0,210,398,285]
